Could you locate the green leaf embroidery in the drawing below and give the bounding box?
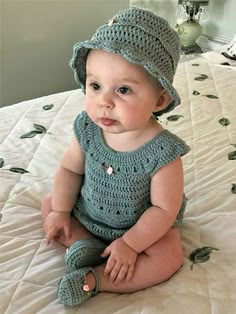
[189,246,219,270]
[33,124,47,132]
[232,184,236,194]
[20,130,43,139]
[192,64,200,66]
[194,74,208,81]
[0,158,4,168]
[206,95,218,99]
[194,77,205,81]
[43,104,54,111]
[193,90,200,95]
[221,62,230,66]
[20,123,48,138]
[230,144,236,148]
[9,167,29,174]
[219,118,230,126]
[166,115,184,122]
[0,159,29,174]
[228,151,236,160]
[0,213,2,222]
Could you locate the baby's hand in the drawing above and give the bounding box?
[101,237,137,284]
[43,211,71,245]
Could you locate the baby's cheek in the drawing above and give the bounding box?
[123,111,145,127]
[121,108,137,123]
[86,103,95,120]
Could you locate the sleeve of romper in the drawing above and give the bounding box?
[73,111,91,153]
[149,131,190,176]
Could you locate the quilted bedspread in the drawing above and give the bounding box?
[1,52,236,313]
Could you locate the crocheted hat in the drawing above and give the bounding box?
[70,7,181,116]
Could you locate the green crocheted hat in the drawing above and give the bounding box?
[70,7,181,116]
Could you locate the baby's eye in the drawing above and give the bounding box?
[118,86,130,95]
[91,83,101,91]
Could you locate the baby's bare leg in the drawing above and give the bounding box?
[41,192,92,247]
[87,227,183,293]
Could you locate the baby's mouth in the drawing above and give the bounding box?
[100,117,116,126]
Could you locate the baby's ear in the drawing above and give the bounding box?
[155,90,172,112]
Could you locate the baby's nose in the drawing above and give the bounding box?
[99,93,114,108]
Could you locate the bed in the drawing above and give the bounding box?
[1,51,236,314]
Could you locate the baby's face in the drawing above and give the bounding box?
[85,49,166,134]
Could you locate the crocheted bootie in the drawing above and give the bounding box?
[58,267,100,306]
[65,237,107,270]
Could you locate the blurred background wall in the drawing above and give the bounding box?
[0,0,129,107]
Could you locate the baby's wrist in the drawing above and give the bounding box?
[122,236,138,253]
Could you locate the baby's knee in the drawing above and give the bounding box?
[173,243,184,271]
[169,228,184,267]
[148,228,184,272]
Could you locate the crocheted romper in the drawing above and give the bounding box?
[72,111,190,242]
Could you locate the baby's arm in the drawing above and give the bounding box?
[122,157,184,253]
[52,137,85,213]
[44,137,85,244]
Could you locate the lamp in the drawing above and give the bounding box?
[176,0,209,54]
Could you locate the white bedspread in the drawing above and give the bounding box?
[1,52,236,313]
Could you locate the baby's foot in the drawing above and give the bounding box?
[58,267,99,306]
[65,237,107,270]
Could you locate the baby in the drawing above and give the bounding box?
[41,7,190,306]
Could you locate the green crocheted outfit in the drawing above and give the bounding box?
[72,111,190,241]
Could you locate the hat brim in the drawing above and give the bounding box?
[70,40,180,116]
